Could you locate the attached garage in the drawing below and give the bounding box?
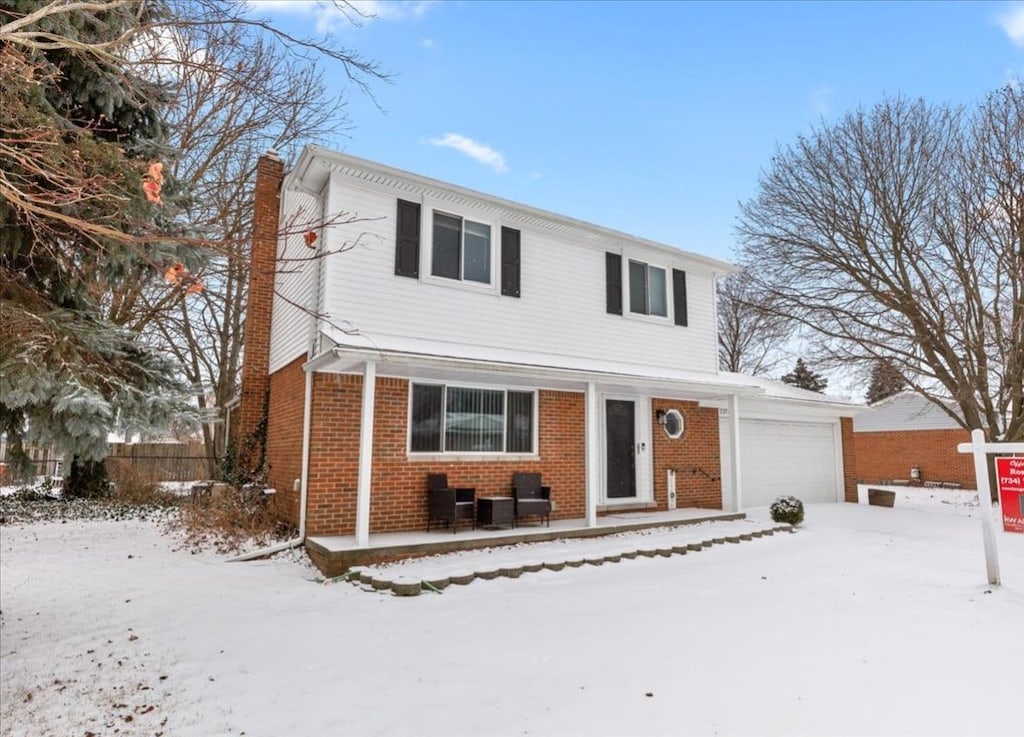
[715,378,855,510]
[737,420,839,506]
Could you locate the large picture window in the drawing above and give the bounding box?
[432,211,491,284]
[410,383,535,454]
[628,259,668,317]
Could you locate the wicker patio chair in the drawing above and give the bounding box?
[511,472,551,527]
[426,474,476,533]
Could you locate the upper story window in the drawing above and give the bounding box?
[628,260,668,317]
[606,252,688,327]
[395,198,522,297]
[410,383,535,455]
[432,211,491,284]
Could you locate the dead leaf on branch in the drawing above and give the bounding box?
[142,161,163,206]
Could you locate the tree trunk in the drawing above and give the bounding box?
[63,456,110,498]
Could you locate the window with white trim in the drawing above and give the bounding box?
[628,259,668,317]
[431,211,492,284]
[410,383,535,454]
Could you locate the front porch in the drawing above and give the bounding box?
[306,507,744,575]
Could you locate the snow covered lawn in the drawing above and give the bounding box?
[2,489,1021,736]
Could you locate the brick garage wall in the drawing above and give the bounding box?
[841,417,858,503]
[854,428,974,488]
[298,376,587,536]
[265,356,306,526]
[651,399,722,510]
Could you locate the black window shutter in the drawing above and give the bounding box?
[672,268,688,326]
[606,253,623,315]
[500,227,521,297]
[394,199,420,278]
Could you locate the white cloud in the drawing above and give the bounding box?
[349,1,436,21]
[247,1,435,33]
[429,133,508,172]
[998,2,1024,46]
[420,38,435,49]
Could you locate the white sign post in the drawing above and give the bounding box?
[957,429,1024,587]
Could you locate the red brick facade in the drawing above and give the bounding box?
[262,370,726,536]
[265,356,306,523]
[651,399,722,510]
[265,372,588,536]
[854,428,973,488]
[840,417,858,502]
[234,152,284,450]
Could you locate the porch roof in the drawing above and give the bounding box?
[305,333,768,401]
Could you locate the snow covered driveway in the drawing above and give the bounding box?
[2,490,1021,736]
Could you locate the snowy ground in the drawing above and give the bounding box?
[2,487,1022,737]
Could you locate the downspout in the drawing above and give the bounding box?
[230,163,324,563]
[228,367,313,561]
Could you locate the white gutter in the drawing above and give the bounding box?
[228,367,313,562]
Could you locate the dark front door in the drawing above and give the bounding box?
[605,399,636,499]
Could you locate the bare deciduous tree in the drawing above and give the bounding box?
[2,0,387,480]
[716,271,793,375]
[108,1,388,474]
[737,87,1024,446]
[132,16,349,474]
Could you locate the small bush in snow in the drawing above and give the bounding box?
[170,486,294,555]
[770,495,804,525]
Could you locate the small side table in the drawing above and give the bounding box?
[477,496,515,529]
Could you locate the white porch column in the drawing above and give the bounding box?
[585,381,600,527]
[727,393,743,512]
[355,360,376,547]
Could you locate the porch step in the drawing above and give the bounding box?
[341,521,794,597]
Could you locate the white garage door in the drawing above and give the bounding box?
[722,419,839,508]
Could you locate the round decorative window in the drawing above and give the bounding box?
[661,409,684,439]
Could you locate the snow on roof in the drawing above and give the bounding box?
[716,371,863,409]
[314,333,859,413]
[854,391,961,432]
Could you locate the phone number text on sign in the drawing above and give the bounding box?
[995,457,1024,534]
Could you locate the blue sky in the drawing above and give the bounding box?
[252,0,1024,263]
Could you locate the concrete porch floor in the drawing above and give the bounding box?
[305,507,744,575]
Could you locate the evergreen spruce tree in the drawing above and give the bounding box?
[865,360,906,404]
[780,358,829,393]
[1,1,196,494]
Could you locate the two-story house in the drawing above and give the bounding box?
[235,146,858,569]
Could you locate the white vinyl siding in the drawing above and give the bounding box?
[320,176,719,373]
[269,188,321,373]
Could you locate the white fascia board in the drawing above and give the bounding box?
[312,345,766,400]
[294,145,738,276]
[704,394,860,419]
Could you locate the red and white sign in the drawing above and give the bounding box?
[995,457,1024,534]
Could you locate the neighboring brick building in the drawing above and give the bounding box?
[237,147,860,562]
[853,392,973,488]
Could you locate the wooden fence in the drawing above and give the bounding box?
[105,442,216,482]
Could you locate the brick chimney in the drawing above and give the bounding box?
[234,149,284,452]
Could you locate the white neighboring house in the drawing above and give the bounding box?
[235,147,859,548]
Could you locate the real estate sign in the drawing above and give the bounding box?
[995,457,1024,534]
